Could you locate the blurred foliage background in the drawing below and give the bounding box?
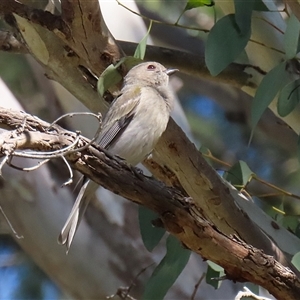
[1,0,300,299]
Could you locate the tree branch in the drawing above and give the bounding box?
[119,41,255,88]
[0,25,254,90]
[0,0,67,33]
[1,1,300,298]
[0,0,257,90]
[0,106,300,300]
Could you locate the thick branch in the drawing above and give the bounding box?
[0,27,254,90]
[119,41,254,88]
[0,107,300,300]
[0,0,121,113]
[60,0,123,75]
[1,0,299,275]
[0,0,67,33]
[0,0,256,90]
[1,1,300,298]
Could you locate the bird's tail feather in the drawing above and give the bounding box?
[58,178,98,252]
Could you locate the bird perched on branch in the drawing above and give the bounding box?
[58,61,178,251]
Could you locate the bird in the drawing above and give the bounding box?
[58,61,178,251]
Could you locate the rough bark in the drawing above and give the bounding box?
[1,107,300,300]
[1,0,300,299]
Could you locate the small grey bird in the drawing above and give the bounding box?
[58,62,177,251]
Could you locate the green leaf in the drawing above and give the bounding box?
[245,282,260,295]
[97,64,122,96]
[206,262,224,289]
[292,251,300,271]
[185,0,214,10]
[251,61,291,130]
[134,21,152,60]
[224,160,254,189]
[234,0,255,35]
[205,14,251,76]
[295,222,300,239]
[284,14,300,59]
[253,0,269,11]
[281,215,299,232]
[142,235,191,300]
[97,57,143,96]
[138,206,166,252]
[207,260,224,272]
[117,56,143,71]
[297,135,300,164]
[177,0,214,24]
[277,79,300,117]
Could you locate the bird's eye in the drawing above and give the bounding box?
[147,64,156,70]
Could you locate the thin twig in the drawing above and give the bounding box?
[116,0,210,33]
[61,155,73,187]
[0,205,23,239]
[255,16,285,34]
[107,263,154,300]
[249,38,285,54]
[117,0,284,55]
[13,132,81,159]
[190,272,205,300]
[203,151,300,202]
[125,263,155,297]
[7,158,50,172]
[68,118,102,154]
[47,112,101,131]
[51,111,103,155]
[253,175,300,200]
[0,155,10,176]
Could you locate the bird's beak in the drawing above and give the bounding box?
[165,68,179,76]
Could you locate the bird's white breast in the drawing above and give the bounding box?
[108,86,170,165]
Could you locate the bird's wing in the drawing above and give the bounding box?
[58,87,142,252]
[98,86,141,149]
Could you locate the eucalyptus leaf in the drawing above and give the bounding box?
[97,64,122,97]
[253,0,269,11]
[116,56,143,71]
[185,0,214,10]
[97,57,143,96]
[142,235,191,300]
[206,263,223,289]
[292,251,300,271]
[176,0,214,24]
[234,0,255,34]
[284,14,300,59]
[277,79,300,117]
[245,282,260,295]
[134,21,152,60]
[207,260,224,272]
[281,216,299,232]
[297,135,300,164]
[139,206,166,252]
[251,61,291,131]
[295,222,300,239]
[224,160,254,189]
[205,14,251,76]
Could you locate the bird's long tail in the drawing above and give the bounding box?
[58,177,98,252]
